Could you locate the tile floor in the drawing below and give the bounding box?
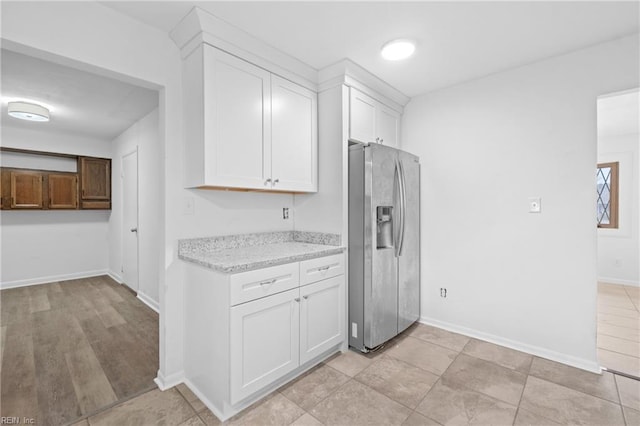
[598,282,640,378]
[77,323,640,426]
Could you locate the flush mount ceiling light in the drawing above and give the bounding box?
[7,101,50,122]
[381,39,416,61]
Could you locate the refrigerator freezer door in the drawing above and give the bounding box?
[364,144,399,349]
[397,152,420,333]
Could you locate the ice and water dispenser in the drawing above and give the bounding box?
[376,206,393,249]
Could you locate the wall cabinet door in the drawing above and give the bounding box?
[271,75,318,192]
[299,276,344,365]
[9,170,43,208]
[48,173,78,209]
[79,157,111,209]
[230,288,300,404]
[349,88,401,148]
[204,47,271,190]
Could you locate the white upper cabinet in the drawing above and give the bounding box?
[349,88,401,148]
[184,45,317,192]
[271,75,318,192]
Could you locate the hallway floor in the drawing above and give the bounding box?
[0,276,158,425]
[73,323,639,426]
[598,282,640,378]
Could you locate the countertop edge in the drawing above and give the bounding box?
[179,246,346,274]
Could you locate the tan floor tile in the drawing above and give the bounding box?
[279,364,350,411]
[197,408,222,426]
[599,313,640,330]
[385,336,458,376]
[290,413,323,426]
[401,411,440,426]
[462,339,532,373]
[623,406,640,425]
[309,380,411,426]
[599,323,640,342]
[88,388,195,426]
[176,383,206,412]
[599,349,640,377]
[441,353,526,405]
[324,349,374,377]
[69,419,89,426]
[598,304,640,319]
[615,375,640,410]
[528,357,619,402]
[519,376,624,426]
[513,408,560,425]
[227,393,304,426]
[599,334,640,357]
[408,323,470,352]
[180,415,206,426]
[415,379,517,425]
[355,354,438,409]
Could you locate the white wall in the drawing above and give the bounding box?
[402,34,639,372]
[597,131,639,286]
[0,125,111,287]
[109,108,161,309]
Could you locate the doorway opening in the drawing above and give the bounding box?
[596,88,640,378]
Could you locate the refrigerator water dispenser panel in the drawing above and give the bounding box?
[376,206,394,249]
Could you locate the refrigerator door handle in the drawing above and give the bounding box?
[394,160,402,257]
[398,159,407,256]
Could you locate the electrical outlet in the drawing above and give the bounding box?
[352,322,358,338]
[440,288,447,298]
[283,207,289,219]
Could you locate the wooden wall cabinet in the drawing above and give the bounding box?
[48,173,78,209]
[3,170,44,209]
[78,157,111,209]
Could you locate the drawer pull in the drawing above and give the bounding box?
[294,298,300,302]
[317,266,331,272]
[259,278,277,286]
[303,295,308,300]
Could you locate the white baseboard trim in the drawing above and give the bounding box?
[154,370,183,391]
[137,291,159,313]
[108,271,123,284]
[419,316,602,374]
[598,276,640,287]
[0,269,109,290]
[183,378,228,421]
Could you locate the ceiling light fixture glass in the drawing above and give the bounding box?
[8,101,50,122]
[381,39,416,61]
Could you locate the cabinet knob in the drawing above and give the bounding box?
[303,295,308,300]
[375,137,380,143]
[264,178,272,186]
[380,138,384,144]
[273,179,279,185]
[294,298,300,302]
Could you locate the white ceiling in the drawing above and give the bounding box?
[598,90,639,137]
[1,49,159,140]
[101,1,639,97]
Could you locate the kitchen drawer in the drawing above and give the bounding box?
[230,263,300,306]
[299,253,344,286]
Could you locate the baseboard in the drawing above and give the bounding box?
[108,270,123,284]
[598,276,640,287]
[0,269,109,290]
[419,316,602,374]
[137,291,159,313]
[154,370,184,391]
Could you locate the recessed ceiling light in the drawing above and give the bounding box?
[8,101,50,122]
[381,39,416,61]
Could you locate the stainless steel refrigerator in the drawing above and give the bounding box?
[348,142,420,352]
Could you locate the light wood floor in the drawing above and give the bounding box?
[598,282,640,378]
[0,275,158,425]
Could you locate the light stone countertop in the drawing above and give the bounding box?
[178,231,344,273]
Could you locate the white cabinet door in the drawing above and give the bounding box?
[349,88,377,144]
[230,288,300,404]
[205,47,271,189]
[271,75,318,192]
[377,104,400,148]
[299,276,344,365]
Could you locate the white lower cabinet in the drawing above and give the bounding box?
[231,288,300,404]
[183,253,345,420]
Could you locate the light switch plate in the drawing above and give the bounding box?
[529,197,541,213]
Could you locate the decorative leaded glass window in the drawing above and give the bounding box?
[596,162,619,228]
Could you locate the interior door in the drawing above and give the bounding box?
[122,150,139,292]
[397,151,420,332]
